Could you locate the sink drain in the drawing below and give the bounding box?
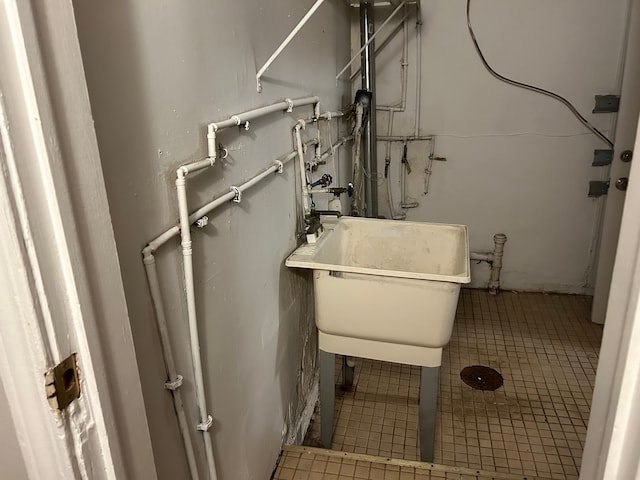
[460,366,503,391]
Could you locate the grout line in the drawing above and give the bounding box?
[283,445,558,480]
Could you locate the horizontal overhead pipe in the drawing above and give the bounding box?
[206,96,320,160]
[377,135,433,142]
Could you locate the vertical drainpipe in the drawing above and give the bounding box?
[360,1,378,217]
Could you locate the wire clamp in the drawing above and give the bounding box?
[274,160,284,174]
[230,186,242,203]
[284,98,294,112]
[164,375,183,391]
[197,415,214,432]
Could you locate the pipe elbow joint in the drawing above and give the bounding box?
[176,167,189,181]
[142,246,156,264]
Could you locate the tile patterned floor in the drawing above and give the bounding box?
[300,290,603,480]
[273,445,554,480]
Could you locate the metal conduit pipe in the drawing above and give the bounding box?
[360,2,378,217]
[377,3,410,114]
[413,5,422,138]
[470,234,508,294]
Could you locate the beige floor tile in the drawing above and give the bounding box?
[293,290,601,479]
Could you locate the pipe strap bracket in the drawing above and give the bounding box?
[197,415,214,432]
[194,216,209,228]
[164,375,183,391]
[230,186,242,203]
[284,98,294,112]
[274,160,284,174]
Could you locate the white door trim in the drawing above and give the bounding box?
[0,1,156,478]
[581,117,640,478]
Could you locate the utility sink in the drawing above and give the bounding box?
[286,216,470,367]
[286,216,470,462]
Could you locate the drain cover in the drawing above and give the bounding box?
[460,366,503,391]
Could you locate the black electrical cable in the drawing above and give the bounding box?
[466,0,614,148]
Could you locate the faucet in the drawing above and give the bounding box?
[304,209,342,237]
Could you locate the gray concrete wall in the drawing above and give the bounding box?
[370,0,629,293]
[73,1,350,479]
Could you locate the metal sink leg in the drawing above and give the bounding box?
[420,366,440,462]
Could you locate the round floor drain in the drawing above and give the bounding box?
[460,366,503,391]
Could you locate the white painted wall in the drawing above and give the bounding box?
[373,0,629,293]
[72,1,350,479]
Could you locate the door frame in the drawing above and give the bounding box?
[580,117,640,478]
[0,1,156,478]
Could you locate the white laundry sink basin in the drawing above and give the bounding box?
[286,217,470,367]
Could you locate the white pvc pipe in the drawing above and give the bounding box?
[295,123,312,216]
[470,234,508,294]
[256,0,327,92]
[190,141,317,223]
[351,104,365,216]
[488,234,507,294]
[319,135,353,162]
[176,170,218,480]
[378,135,433,141]
[377,5,410,113]
[207,96,319,159]
[141,256,199,480]
[400,143,418,209]
[336,0,407,81]
[470,252,493,262]
[423,137,436,195]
